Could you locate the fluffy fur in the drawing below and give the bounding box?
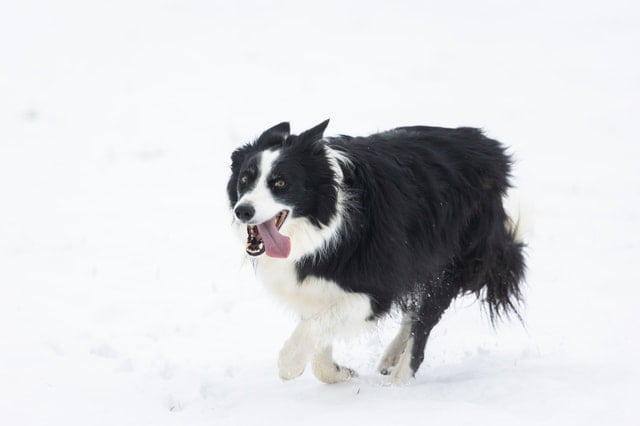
[227,120,526,384]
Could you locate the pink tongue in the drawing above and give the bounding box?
[257,220,291,258]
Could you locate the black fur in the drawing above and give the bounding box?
[228,120,339,227]
[228,121,526,377]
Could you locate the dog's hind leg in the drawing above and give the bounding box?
[387,286,457,385]
[311,346,358,384]
[377,313,414,375]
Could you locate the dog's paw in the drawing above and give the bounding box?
[377,330,411,375]
[278,343,307,381]
[377,352,401,375]
[387,365,414,385]
[312,362,358,384]
[386,343,415,385]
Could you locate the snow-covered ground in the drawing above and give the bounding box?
[1,1,639,424]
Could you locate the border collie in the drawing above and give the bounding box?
[227,120,526,384]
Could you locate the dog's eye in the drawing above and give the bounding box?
[240,175,249,184]
[273,179,286,188]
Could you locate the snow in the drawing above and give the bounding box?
[1,0,639,424]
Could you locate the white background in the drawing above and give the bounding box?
[1,1,639,425]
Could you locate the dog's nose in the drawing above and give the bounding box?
[234,204,255,222]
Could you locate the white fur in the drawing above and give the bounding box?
[257,257,372,323]
[258,258,373,381]
[388,337,415,385]
[311,346,357,384]
[503,193,530,244]
[378,313,413,374]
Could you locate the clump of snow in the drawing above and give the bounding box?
[1,1,639,425]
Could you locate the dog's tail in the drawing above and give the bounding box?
[484,207,527,323]
[460,196,527,323]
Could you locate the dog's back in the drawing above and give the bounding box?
[321,125,526,376]
[310,126,525,316]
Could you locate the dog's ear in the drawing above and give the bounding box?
[230,145,250,171]
[256,122,290,149]
[227,144,254,207]
[298,119,330,143]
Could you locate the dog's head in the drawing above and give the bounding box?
[227,120,344,260]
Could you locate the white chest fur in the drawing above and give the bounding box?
[256,257,373,335]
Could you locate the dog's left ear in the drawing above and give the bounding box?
[298,119,330,143]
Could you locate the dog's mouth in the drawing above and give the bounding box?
[246,210,291,258]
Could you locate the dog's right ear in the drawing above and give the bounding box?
[230,145,250,171]
[256,122,290,149]
[228,144,253,206]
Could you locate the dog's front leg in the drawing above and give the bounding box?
[277,291,372,382]
[278,318,324,380]
[311,345,357,384]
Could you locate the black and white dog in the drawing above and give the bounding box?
[227,120,525,384]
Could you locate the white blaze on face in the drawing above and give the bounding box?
[232,145,351,261]
[235,149,288,224]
